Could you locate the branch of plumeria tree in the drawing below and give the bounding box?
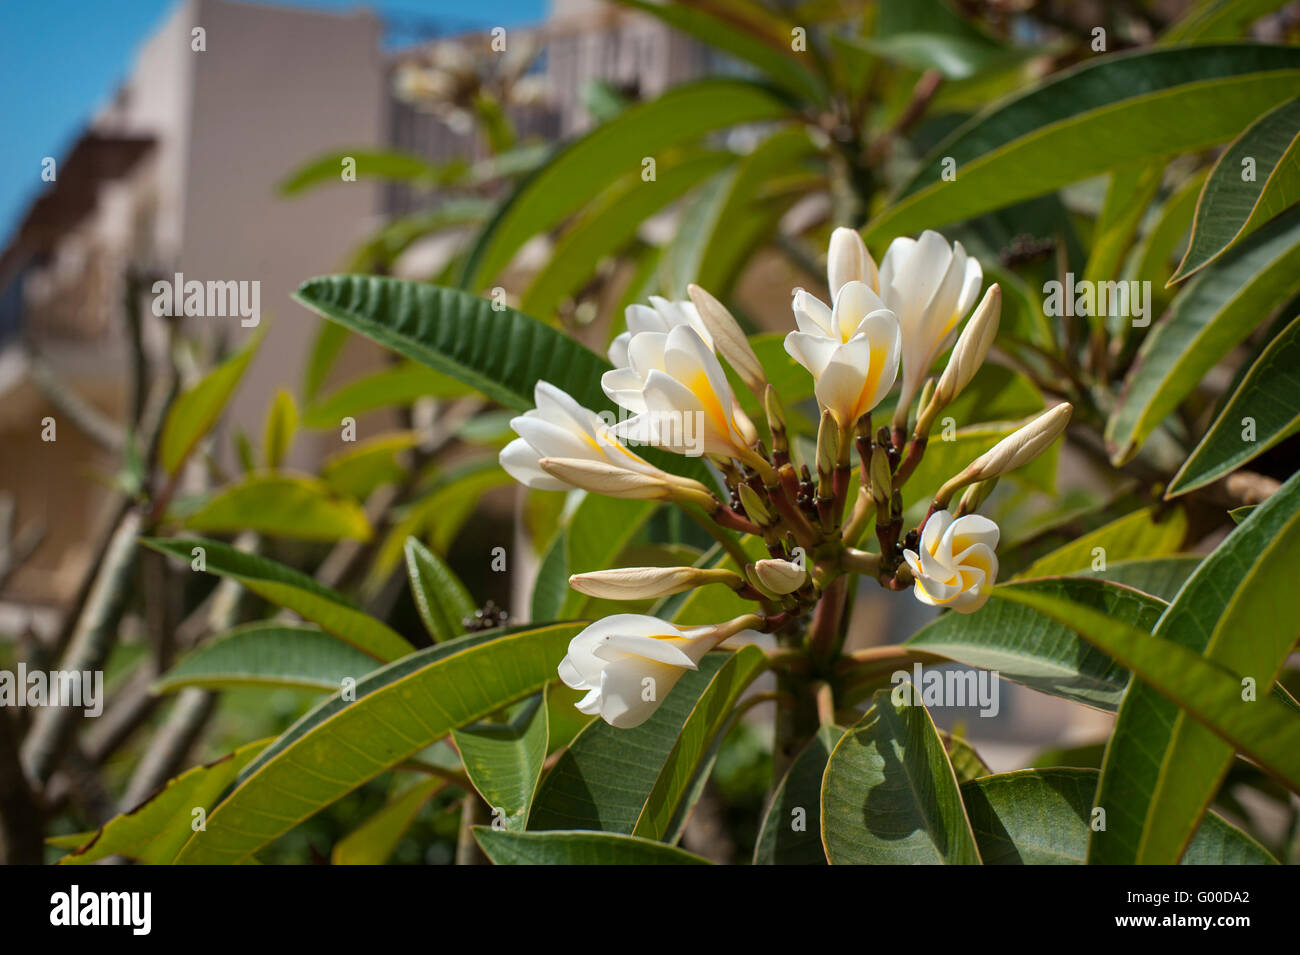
[500,228,1071,731]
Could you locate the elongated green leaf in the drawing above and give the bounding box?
[474,828,709,865]
[262,389,298,469]
[58,739,270,865]
[1016,505,1187,578]
[1092,470,1300,864]
[960,768,1274,864]
[1107,205,1300,464]
[302,362,470,429]
[461,79,795,289]
[453,692,549,831]
[1172,97,1300,282]
[347,198,491,272]
[143,536,413,662]
[278,148,463,196]
[159,327,264,476]
[1162,0,1295,45]
[154,623,380,694]
[405,537,476,644]
[1075,555,1201,602]
[633,645,767,840]
[866,46,1300,242]
[322,432,418,500]
[754,725,841,865]
[183,473,371,542]
[1168,313,1300,495]
[331,776,445,865]
[906,577,1163,710]
[176,623,582,863]
[821,688,981,865]
[531,652,730,833]
[1131,170,1205,314]
[994,587,1300,798]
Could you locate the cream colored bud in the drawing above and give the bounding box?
[827,227,878,297]
[753,558,807,596]
[934,284,1000,410]
[568,566,741,600]
[738,483,776,528]
[935,403,1072,505]
[687,283,767,397]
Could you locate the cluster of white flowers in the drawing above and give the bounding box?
[500,228,1071,727]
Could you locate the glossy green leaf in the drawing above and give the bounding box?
[175,623,582,863]
[143,536,413,662]
[1168,313,1300,495]
[633,644,768,840]
[1229,505,1256,524]
[460,79,795,289]
[754,725,841,865]
[347,199,492,272]
[153,623,380,694]
[302,362,470,429]
[453,692,549,831]
[866,46,1300,242]
[183,473,371,542]
[1074,555,1201,602]
[1162,0,1295,45]
[474,828,709,865]
[331,776,445,865]
[405,537,476,644]
[159,327,264,476]
[322,432,418,500]
[262,389,298,470]
[278,148,462,196]
[1107,206,1300,464]
[1131,170,1205,314]
[1016,505,1187,578]
[821,688,981,865]
[58,739,269,865]
[906,577,1163,710]
[1091,470,1300,863]
[960,768,1274,864]
[1172,97,1300,282]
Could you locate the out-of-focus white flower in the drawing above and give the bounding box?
[499,381,696,499]
[784,281,901,428]
[902,512,999,613]
[827,226,878,299]
[878,230,983,417]
[753,558,806,595]
[606,296,712,379]
[558,614,755,728]
[605,324,760,463]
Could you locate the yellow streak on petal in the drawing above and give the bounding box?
[688,370,733,438]
[850,340,889,421]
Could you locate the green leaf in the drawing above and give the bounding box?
[346,199,492,272]
[1172,97,1300,282]
[960,768,1275,864]
[262,389,298,470]
[906,577,1164,710]
[531,652,733,833]
[633,644,768,841]
[1229,505,1256,524]
[331,776,445,865]
[460,78,795,289]
[321,432,418,500]
[143,536,414,662]
[452,692,549,831]
[153,623,380,694]
[183,473,371,542]
[57,739,270,865]
[278,148,462,196]
[1074,555,1202,602]
[1107,205,1300,464]
[1167,313,1300,495]
[1130,170,1206,313]
[405,537,476,644]
[993,585,1300,801]
[1162,0,1295,45]
[1016,505,1187,578]
[159,327,264,476]
[821,688,981,865]
[1090,471,1300,863]
[865,45,1300,242]
[754,725,841,865]
[302,361,470,429]
[612,0,826,103]
[175,623,582,863]
[303,319,349,402]
[474,828,709,865]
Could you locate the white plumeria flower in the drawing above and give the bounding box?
[784,281,901,428]
[606,296,713,383]
[606,324,759,463]
[878,230,983,417]
[499,381,670,492]
[902,511,999,614]
[558,614,738,728]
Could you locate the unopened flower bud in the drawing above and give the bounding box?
[765,384,788,457]
[568,565,742,600]
[935,403,1072,506]
[870,444,892,509]
[738,483,776,529]
[932,284,1000,412]
[688,283,767,397]
[753,558,807,595]
[816,409,839,485]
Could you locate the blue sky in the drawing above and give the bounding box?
[0,0,547,237]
